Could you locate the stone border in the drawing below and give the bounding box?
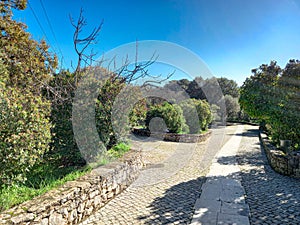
[132,128,212,143]
[0,150,143,225]
[259,132,300,177]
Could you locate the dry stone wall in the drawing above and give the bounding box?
[0,150,143,225]
[260,132,300,177]
[132,128,212,143]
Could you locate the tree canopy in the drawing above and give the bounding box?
[240,60,300,148]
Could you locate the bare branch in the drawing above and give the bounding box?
[70,8,103,82]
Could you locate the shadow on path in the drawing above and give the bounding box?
[138,177,206,224]
[237,127,300,224]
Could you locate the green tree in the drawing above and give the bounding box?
[0,0,57,94]
[0,0,57,185]
[239,61,281,120]
[240,60,300,148]
[0,64,52,186]
[217,77,239,98]
[224,95,240,120]
[0,0,56,185]
[96,75,127,147]
[187,77,206,100]
[276,60,300,146]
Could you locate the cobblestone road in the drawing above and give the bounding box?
[237,125,300,224]
[79,126,235,225]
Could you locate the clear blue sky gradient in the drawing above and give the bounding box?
[13,0,300,85]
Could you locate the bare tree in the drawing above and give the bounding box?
[69,8,172,87]
[69,8,103,84]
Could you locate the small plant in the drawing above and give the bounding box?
[107,142,131,159]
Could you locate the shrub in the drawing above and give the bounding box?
[47,70,85,166]
[129,99,147,128]
[145,102,187,133]
[179,98,212,133]
[179,99,201,133]
[197,99,213,130]
[95,76,126,148]
[0,86,52,187]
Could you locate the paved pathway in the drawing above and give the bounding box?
[79,126,231,225]
[237,125,300,224]
[79,124,300,224]
[191,125,250,224]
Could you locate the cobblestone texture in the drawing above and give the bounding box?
[237,125,300,225]
[79,126,233,225]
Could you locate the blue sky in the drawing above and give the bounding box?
[13,0,300,85]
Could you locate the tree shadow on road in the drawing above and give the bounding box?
[137,177,206,224]
[236,127,300,224]
[227,128,259,137]
[138,126,300,224]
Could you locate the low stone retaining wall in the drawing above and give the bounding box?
[132,128,212,143]
[0,150,143,225]
[259,132,300,177]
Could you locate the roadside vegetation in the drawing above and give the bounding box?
[239,60,300,151]
[0,0,242,210]
[4,0,298,214]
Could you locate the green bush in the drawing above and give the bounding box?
[47,70,85,166]
[145,102,187,133]
[0,86,52,187]
[96,76,126,148]
[197,99,213,130]
[179,98,212,133]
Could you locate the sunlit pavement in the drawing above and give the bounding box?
[79,124,300,225]
[191,125,250,224]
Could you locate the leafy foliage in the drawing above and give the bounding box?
[145,102,187,133]
[179,98,212,133]
[239,61,280,120]
[107,142,131,159]
[46,70,85,166]
[224,95,240,120]
[95,75,127,147]
[0,85,52,186]
[240,60,300,149]
[0,1,57,94]
[217,77,239,98]
[0,1,56,186]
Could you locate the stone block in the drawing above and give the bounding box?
[94,195,102,207]
[41,217,49,225]
[0,149,144,224]
[78,202,86,213]
[49,212,66,225]
[11,213,35,224]
[68,209,77,222]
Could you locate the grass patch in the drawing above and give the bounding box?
[0,164,90,212]
[0,142,131,212]
[107,142,131,158]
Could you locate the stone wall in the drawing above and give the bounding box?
[0,150,143,225]
[259,132,300,177]
[132,128,212,143]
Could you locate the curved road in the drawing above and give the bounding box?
[79,125,300,224]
